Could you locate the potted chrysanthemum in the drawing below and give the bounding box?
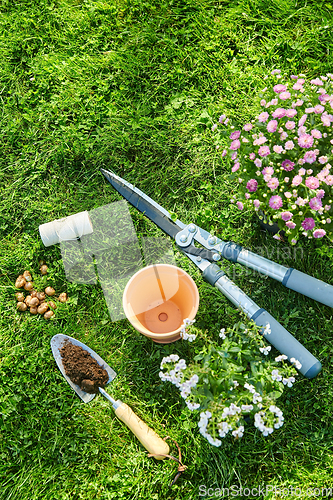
[213,70,333,244]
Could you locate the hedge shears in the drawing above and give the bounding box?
[100,169,330,379]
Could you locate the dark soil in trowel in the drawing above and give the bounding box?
[60,341,109,394]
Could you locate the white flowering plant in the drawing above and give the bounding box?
[213,70,333,245]
[159,320,299,446]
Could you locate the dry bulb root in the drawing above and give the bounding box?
[14,263,69,319]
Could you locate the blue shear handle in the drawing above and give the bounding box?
[283,269,333,308]
[203,265,321,379]
[251,309,322,379]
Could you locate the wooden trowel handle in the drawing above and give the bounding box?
[115,402,170,459]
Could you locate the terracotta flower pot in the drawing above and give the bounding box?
[122,264,199,344]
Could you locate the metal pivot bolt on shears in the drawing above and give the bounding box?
[100,169,330,379]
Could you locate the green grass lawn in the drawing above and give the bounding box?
[1,0,333,498]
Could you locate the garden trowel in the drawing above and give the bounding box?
[51,334,169,459]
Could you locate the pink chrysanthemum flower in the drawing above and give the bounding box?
[253,199,260,208]
[273,84,287,93]
[219,114,226,123]
[267,120,278,133]
[246,179,258,192]
[279,91,291,100]
[285,121,296,130]
[243,123,253,131]
[280,132,288,141]
[230,130,241,140]
[316,189,325,199]
[324,175,333,186]
[296,197,306,206]
[295,99,304,106]
[299,168,306,176]
[301,218,315,230]
[258,112,269,122]
[298,126,307,136]
[298,115,307,127]
[286,221,296,229]
[284,192,292,198]
[254,158,262,168]
[222,149,227,157]
[281,160,295,171]
[272,108,286,119]
[249,152,256,160]
[311,78,324,86]
[298,134,314,148]
[292,175,302,186]
[273,145,283,153]
[269,195,283,209]
[285,140,294,150]
[309,197,323,211]
[321,114,331,126]
[319,93,331,103]
[236,201,244,210]
[319,156,328,164]
[281,211,293,221]
[305,176,320,189]
[267,177,279,190]
[297,78,305,84]
[230,139,241,150]
[231,152,238,161]
[313,229,326,238]
[304,150,317,164]
[258,145,270,157]
[253,136,267,146]
[286,109,297,118]
[314,105,325,114]
[232,163,240,172]
[262,167,274,176]
[311,129,322,139]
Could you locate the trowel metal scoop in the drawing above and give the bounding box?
[51,334,169,459]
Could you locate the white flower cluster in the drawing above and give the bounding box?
[160,354,179,368]
[244,383,262,405]
[179,374,199,399]
[282,376,296,387]
[159,355,200,410]
[262,323,271,336]
[159,354,185,386]
[275,354,288,362]
[180,318,196,342]
[199,411,222,447]
[232,426,244,438]
[271,369,282,382]
[259,345,271,355]
[222,403,241,417]
[186,400,200,411]
[218,421,232,437]
[219,328,226,339]
[229,380,239,391]
[290,357,302,370]
[218,404,246,439]
[254,406,284,436]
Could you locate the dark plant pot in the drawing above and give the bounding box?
[257,210,285,237]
